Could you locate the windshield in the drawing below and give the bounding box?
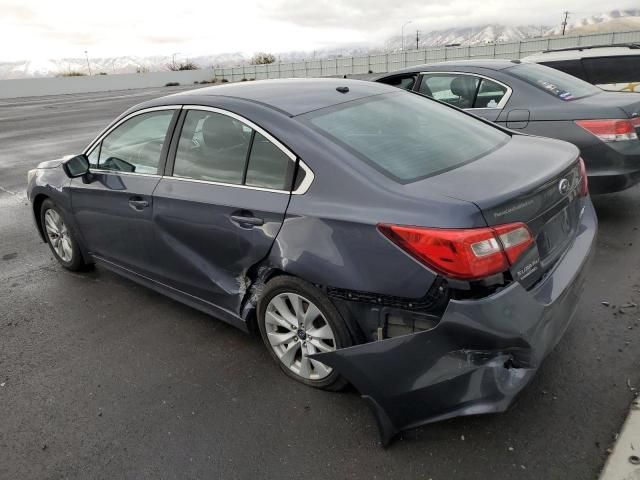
[303,92,509,183]
[508,63,601,101]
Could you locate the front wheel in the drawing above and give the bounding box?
[40,199,86,271]
[257,276,352,391]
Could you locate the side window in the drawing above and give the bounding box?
[582,56,640,86]
[173,110,252,184]
[97,110,174,174]
[419,74,479,109]
[245,132,294,190]
[378,74,417,91]
[541,60,588,81]
[172,109,295,191]
[473,78,508,108]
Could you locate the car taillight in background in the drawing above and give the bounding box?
[378,223,534,281]
[575,118,640,142]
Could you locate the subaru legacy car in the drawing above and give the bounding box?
[27,78,596,444]
[376,60,640,194]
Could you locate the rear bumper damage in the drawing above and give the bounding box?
[311,200,597,445]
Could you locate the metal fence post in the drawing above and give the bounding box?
[385,53,389,73]
[517,41,521,59]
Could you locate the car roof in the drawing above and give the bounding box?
[522,44,640,62]
[147,78,395,117]
[379,59,518,77]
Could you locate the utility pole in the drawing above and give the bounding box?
[561,11,569,36]
[416,30,420,49]
[84,50,92,75]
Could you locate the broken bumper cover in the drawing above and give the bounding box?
[312,200,597,445]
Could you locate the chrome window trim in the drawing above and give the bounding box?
[83,104,315,195]
[418,71,513,109]
[89,169,162,178]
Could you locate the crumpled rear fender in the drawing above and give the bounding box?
[311,200,597,446]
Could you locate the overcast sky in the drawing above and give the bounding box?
[1,0,638,61]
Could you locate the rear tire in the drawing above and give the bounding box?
[40,199,86,271]
[257,276,352,391]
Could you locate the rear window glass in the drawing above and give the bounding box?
[304,92,508,183]
[508,63,600,101]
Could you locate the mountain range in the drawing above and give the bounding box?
[1,9,639,80]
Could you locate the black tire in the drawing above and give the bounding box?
[40,199,86,271]
[257,276,352,391]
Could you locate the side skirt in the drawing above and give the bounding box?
[92,255,249,333]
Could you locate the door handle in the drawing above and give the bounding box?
[230,215,264,227]
[128,197,149,211]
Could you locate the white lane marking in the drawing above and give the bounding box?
[599,398,640,480]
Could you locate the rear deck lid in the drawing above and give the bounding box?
[407,135,584,286]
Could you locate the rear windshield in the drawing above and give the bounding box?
[508,63,601,101]
[303,92,508,183]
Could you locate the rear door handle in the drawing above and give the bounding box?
[230,215,264,227]
[128,197,149,210]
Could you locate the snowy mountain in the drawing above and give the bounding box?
[1,9,639,79]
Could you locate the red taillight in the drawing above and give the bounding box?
[378,222,534,280]
[578,157,589,197]
[575,119,639,142]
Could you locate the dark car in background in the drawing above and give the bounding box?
[376,60,640,193]
[27,78,596,444]
[521,44,640,93]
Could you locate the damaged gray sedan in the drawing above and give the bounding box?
[27,78,597,445]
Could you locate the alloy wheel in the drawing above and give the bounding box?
[44,209,73,262]
[264,292,337,380]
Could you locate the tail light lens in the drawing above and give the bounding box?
[578,157,589,197]
[378,222,534,280]
[575,118,640,142]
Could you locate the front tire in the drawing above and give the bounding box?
[40,199,86,271]
[257,276,352,391]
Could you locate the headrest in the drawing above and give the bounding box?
[202,114,246,149]
[450,76,477,98]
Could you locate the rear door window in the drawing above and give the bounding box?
[473,78,508,108]
[172,109,295,191]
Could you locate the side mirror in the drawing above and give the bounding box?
[62,154,90,178]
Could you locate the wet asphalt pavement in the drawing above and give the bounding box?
[1,87,639,480]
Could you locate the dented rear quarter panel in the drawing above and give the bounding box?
[311,199,597,445]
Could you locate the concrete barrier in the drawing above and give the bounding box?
[0,69,216,99]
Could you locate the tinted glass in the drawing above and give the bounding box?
[245,132,293,190]
[87,144,100,168]
[540,60,588,81]
[379,75,417,90]
[173,110,252,184]
[99,110,174,174]
[419,74,479,108]
[305,92,508,183]
[507,63,600,101]
[582,56,640,85]
[474,78,508,108]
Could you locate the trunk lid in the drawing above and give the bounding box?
[406,135,584,286]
